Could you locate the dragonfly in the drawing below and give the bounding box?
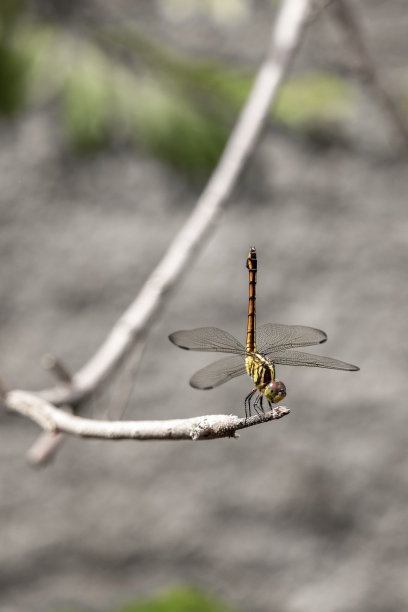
[169,247,359,418]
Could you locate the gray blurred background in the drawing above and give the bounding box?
[1,1,408,611]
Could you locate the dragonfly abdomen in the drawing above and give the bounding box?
[246,247,257,354]
[246,353,274,389]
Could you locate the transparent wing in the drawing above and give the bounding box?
[257,323,327,357]
[190,355,247,389]
[169,327,245,354]
[269,349,359,371]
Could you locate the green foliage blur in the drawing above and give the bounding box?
[0,3,354,177]
[56,585,237,612]
[0,0,31,115]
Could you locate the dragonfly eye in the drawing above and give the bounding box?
[265,380,286,404]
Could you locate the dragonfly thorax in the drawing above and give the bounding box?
[245,353,274,389]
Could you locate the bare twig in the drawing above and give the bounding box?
[0,377,8,397]
[41,354,73,383]
[333,0,408,153]
[7,0,311,462]
[306,0,337,24]
[26,355,73,464]
[26,431,67,466]
[26,405,74,466]
[7,391,290,441]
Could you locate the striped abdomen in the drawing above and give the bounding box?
[246,247,257,353]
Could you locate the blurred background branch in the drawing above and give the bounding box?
[333,0,408,153]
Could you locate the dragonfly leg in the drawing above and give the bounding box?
[253,392,265,418]
[244,389,257,419]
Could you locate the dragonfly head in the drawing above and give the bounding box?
[264,380,286,404]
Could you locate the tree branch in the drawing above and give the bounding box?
[7,391,290,441]
[333,0,408,153]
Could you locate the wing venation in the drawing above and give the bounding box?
[269,349,359,371]
[169,327,245,354]
[189,355,247,389]
[257,323,327,357]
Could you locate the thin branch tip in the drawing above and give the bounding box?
[41,354,73,383]
[0,377,8,398]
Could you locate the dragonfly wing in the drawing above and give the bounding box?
[269,349,359,371]
[169,327,245,354]
[257,323,327,356]
[190,355,247,389]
